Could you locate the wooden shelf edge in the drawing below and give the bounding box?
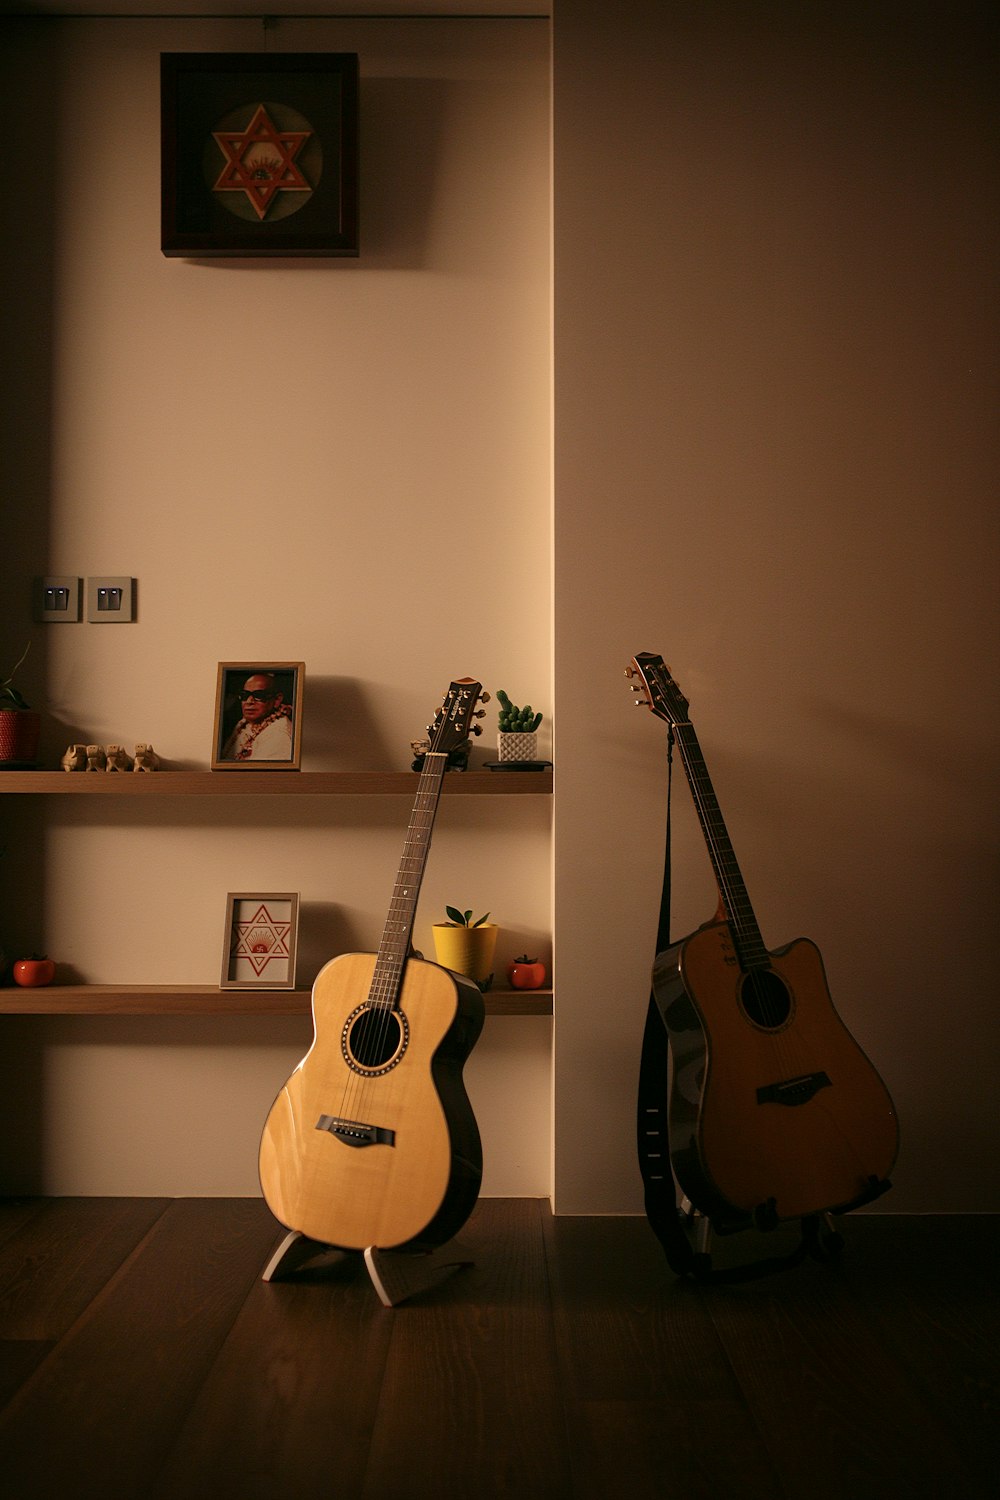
[0,770,552,796]
[0,984,553,1018]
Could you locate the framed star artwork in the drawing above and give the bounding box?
[161,53,359,257]
[221,892,300,990]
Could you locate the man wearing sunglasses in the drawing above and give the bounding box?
[221,671,294,761]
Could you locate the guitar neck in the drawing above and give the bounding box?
[673,723,769,970]
[370,752,448,1006]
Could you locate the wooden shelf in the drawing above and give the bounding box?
[0,770,552,796]
[0,984,553,1017]
[1,772,553,1021]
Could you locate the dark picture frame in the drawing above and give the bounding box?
[161,52,358,257]
[212,661,304,771]
[220,892,300,990]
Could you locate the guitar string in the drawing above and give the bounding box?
[338,749,449,1132]
[342,761,435,1126]
[335,763,419,1133]
[677,726,893,1208]
[674,720,803,1076]
[644,663,797,1058]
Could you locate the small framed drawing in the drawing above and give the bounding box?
[212,662,304,770]
[221,892,300,990]
[161,52,359,258]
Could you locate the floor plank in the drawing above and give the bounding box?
[833,1215,1000,1497]
[543,1214,733,1399]
[0,1198,46,1253]
[151,1243,394,1499]
[0,1198,282,1500]
[0,1339,52,1410]
[543,1214,787,1499]
[702,1252,988,1500]
[0,1196,170,1339]
[0,1200,995,1500]
[361,1199,572,1499]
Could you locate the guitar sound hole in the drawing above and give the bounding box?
[739,969,792,1030]
[344,1005,407,1074]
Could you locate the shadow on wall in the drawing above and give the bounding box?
[0,24,62,949]
[181,77,453,275]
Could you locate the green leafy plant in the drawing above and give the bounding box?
[1,643,31,710]
[497,690,542,734]
[443,906,491,927]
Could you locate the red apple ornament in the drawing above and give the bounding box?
[506,955,546,990]
[13,956,56,987]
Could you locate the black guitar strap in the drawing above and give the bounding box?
[636,732,822,1283]
[636,728,697,1274]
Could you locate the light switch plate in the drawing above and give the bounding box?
[35,576,82,622]
[86,576,135,623]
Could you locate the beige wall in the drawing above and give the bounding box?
[552,0,998,1213]
[0,15,553,1196]
[2,3,997,1215]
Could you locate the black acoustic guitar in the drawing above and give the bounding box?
[628,652,898,1231]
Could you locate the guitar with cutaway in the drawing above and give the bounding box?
[628,652,898,1230]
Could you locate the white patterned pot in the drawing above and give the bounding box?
[498,731,538,762]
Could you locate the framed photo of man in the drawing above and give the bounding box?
[212,661,304,770]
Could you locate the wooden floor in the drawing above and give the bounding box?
[0,1198,996,1500]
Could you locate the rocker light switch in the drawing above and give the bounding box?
[87,576,135,623]
[35,576,81,622]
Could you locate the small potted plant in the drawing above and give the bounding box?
[432,905,499,992]
[496,690,543,763]
[0,644,41,768]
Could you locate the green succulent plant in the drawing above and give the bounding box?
[497,690,542,734]
[1,643,31,709]
[443,906,491,927]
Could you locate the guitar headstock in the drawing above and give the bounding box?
[626,652,691,727]
[426,678,488,757]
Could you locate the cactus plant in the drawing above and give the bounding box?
[496,690,542,734]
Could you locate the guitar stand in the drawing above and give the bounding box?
[262,1229,475,1308]
[678,1197,845,1282]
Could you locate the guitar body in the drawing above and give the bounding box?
[653,921,899,1228]
[259,950,485,1253]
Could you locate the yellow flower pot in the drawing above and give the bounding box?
[432,923,499,992]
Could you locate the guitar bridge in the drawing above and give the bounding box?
[316,1114,396,1148]
[756,1071,831,1107]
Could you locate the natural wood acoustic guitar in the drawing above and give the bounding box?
[259,678,488,1253]
[628,652,899,1230]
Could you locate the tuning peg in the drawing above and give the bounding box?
[479,691,491,704]
[473,710,486,719]
[470,724,483,736]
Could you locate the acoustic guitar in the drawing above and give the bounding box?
[628,652,899,1230]
[259,678,488,1253]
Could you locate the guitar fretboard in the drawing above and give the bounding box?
[674,723,769,971]
[369,752,448,1010]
